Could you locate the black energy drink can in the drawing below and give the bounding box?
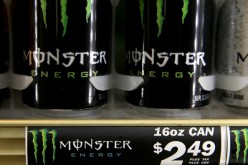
[0,1,6,72]
[0,0,8,102]
[10,0,112,110]
[216,0,248,108]
[124,0,215,109]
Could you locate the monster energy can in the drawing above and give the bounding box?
[0,0,8,103]
[10,0,112,111]
[216,0,248,108]
[123,0,215,109]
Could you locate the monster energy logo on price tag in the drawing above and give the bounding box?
[229,127,248,165]
[27,126,135,165]
[28,129,57,165]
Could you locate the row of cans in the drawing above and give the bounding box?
[0,0,247,112]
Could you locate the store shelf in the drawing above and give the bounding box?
[0,127,25,165]
[0,156,25,165]
[1,90,248,164]
[0,120,243,165]
[0,90,248,118]
[1,90,248,124]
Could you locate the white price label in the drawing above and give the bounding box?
[153,141,215,165]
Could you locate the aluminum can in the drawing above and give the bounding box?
[10,0,112,110]
[124,0,215,109]
[0,0,8,103]
[216,0,248,108]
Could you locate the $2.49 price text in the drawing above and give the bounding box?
[152,127,220,165]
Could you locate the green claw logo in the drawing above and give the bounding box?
[182,0,189,24]
[60,0,69,37]
[29,129,57,165]
[29,130,39,163]
[40,0,47,29]
[156,0,164,38]
[86,0,92,23]
[231,128,248,164]
[139,0,189,38]
[139,0,145,29]
[40,0,92,37]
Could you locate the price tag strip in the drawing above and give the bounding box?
[26,126,227,165]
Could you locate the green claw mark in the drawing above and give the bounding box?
[139,0,145,29]
[241,129,248,164]
[40,0,47,29]
[29,130,39,163]
[232,130,241,163]
[49,130,57,162]
[40,129,49,165]
[60,0,68,37]
[156,0,164,38]
[86,0,91,23]
[182,0,189,24]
